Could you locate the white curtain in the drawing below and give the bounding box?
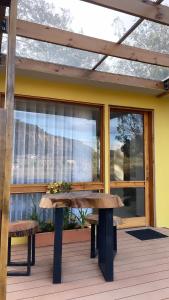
[11,99,100,221]
[12,99,100,184]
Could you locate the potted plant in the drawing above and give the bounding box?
[30,183,91,247]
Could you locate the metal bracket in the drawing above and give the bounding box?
[164,79,169,91]
[0,19,7,33]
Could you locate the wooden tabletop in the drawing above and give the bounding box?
[39,191,124,209]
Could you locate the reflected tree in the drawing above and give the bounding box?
[110,113,144,181]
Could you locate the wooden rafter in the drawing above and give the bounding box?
[82,0,169,26]
[0,0,17,299]
[157,78,169,97]
[15,19,169,68]
[0,56,163,91]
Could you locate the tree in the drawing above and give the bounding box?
[2,0,103,68]
[99,20,169,80]
[2,0,130,69]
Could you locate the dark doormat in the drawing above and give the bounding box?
[126,228,168,240]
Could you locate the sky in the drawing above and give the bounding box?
[18,0,138,42]
[49,0,138,41]
[3,0,169,80]
[15,110,98,149]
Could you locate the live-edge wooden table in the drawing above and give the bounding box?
[39,191,123,284]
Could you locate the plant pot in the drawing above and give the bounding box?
[35,227,90,247]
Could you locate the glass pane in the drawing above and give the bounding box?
[13,99,101,184]
[10,193,51,222]
[17,0,138,42]
[2,36,103,69]
[110,111,144,181]
[10,193,94,224]
[97,56,169,80]
[111,188,145,218]
[1,33,7,54]
[124,19,169,55]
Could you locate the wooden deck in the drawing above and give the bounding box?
[7,228,169,300]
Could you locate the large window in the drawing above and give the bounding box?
[12,98,101,184]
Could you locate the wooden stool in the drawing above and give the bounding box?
[8,220,39,276]
[86,214,122,258]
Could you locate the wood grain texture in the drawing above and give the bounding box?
[9,220,39,238]
[82,0,169,26]
[144,112,150,226]
[0,1,17,300]
[39,192,124,209]
[110,181,145,188]
[10,182,104,194]
[15,18,169,68]
[86,214,122,225]
[0,109,7,206]
[13,57,164,91]
[0,55,165,91]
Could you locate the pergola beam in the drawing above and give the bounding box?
[82,0,169,27]
[15,19,169,68]
[1,56,162,91]
[92,0,164,70]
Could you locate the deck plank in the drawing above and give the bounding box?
[7,228,169,300]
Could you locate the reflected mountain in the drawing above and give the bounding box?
[13,119,100,183]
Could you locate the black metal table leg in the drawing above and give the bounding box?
[31,234,35,266]
[8,237,11,265]
[53,208,63,284]
[98,208,114,282]
[91,224,97,258]
[113,226,117,255]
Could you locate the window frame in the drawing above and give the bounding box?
[0,93,104,193]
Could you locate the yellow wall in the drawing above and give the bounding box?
[1,73,169,228]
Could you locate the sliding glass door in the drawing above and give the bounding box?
[110,108,152,228]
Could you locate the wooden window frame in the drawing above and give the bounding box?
[0,93,105,194]
[109,105,154,227]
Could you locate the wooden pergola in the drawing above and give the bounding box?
[1,0,169,299]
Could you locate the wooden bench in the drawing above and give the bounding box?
[85,214,122,258]
[8,220,39,276]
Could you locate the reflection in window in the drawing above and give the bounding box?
[110,111,144,181]
[10,193,48,221]
[13,99,101,184]
[10,192,94,222]
[111,188,145,218]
